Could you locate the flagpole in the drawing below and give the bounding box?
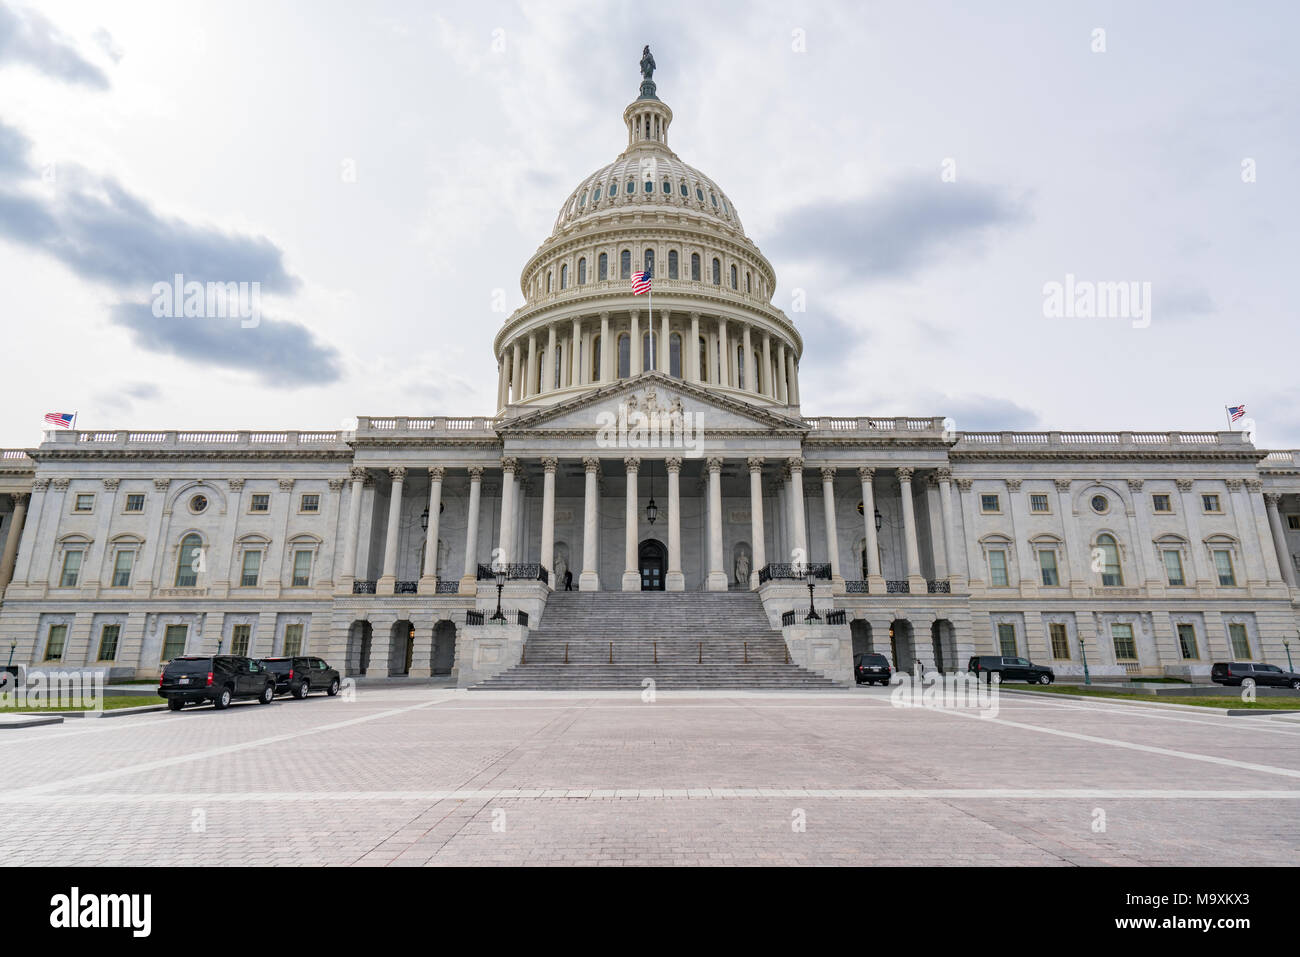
[1224,406,1234,432]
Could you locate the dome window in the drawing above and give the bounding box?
[730,265,738,289]
[643,180,653,194]
[598,253,608,280]
[560,264,569,290]
[680,182,688,198]
[710,191,718,208]
[626,179,634,195]
[579,191,587,207]
[578,258,587,285]
[620,249,631,280]
[711,257,721,285]
[695,187,704,202]
[691,253,701,281]
[662,179,670,194]
[593,186,602,202]
[668,250,679,279]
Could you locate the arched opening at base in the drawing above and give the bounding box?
[931,619,957,673]
[346,620,372,677]
[390,620,414,676]
[638,539,666,591]
[432,620,457,675]
[889,619,916,673]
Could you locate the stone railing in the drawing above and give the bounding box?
[355,416,499,436]
[954,430,1247,449]
[0,449,35,467]
[758,562,832,583]
[1261,450,1300,468]
[803,416,947,434]
[44,430,347,449]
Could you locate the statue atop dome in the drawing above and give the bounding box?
[638,45,658,100]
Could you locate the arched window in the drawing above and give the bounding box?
[753,349,762,392]
[736,346,745,390]
[617,333,630,378]
[560,264,568,290]
[699,337,708,383]
[176,533,202,587]
[546,272,552,293]
[642,331,653,371]
[695,187,704,202]
[620,249,631,279]
[730,264,738,289]
[690,253,701,281]
[591,334,602,380]
[598,252,608,280]
[1097,534,1123,586]
[669,333,682,378]
[712,258,721,285]
[643,179,652,194]
[554,345,563,389]
[745,272,752,293]
[643,248,654,273]
[679,182,688,197]
[577,257,587,285]
[668,250,679,279]
[710,191,718,208]
[593,185,602,202]
[662,179,671,194]
[625,178,634,196]
[579,190,587,207]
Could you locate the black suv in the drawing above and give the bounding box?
[262,656,342,698]
[1211,662,1300,690]
[854,653,892,685]
[159,656,276,710]
[968,655,1055,685]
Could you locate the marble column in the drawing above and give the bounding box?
[630,311,641,375]
[666,457,685,591]
[511,342,522,402]
[718,318,730,387]
[748,458,766,589]
[496,458,517,566]
[338,469,366,593]
[897,467,924,590]
[777,343,789,403]
[821,466,843,588]
[741,324,753,392]
[762,334,773,398]
[545,324,557,392]
[660,310,670,373]
[580,457,601,590]
[600,312,612,382]
[622,457,641,590]
[936,467,963,586]
[786,352,799,404]
[460,467,483,594]
[688,313,700,382]
[377,467,406,594]
[526,335,537,397]
[1264,491,1297,588]
[540,457,557,584]
[787,457,808,564]
[571,318,582,387]
[706,456,728,591]
[418,466,444,594]
[0,492,29,596]
[859,467,884,589]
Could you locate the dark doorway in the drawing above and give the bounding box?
[639,539,666,591]
[432,621,456,675]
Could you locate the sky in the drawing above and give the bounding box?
[0,0,1296,448]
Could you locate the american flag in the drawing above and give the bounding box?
[631,266,652,295]
[1228,405,1246,423]
[43,412,75,429]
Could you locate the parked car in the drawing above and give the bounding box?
[1211,662,1300,690]
[261,656,342,698]
[968,655,1055,685]
[854,653,892,685]
[158,655,276,710]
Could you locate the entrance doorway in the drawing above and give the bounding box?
[638,539,666,591]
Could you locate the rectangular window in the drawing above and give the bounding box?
[1038,549,1059,586]
[1288,515,1300,530]
[124,493,145,512]
[1228,622,1252,659]
[283,623,304,657]
[988,550,1009,587]
[291,550,312,587]
[1213,549,1236,586]
[1049,622,1070,659]
[240,550,261,587]
[980,494,1000,513]
[161,624,188,661]
[59,550,82,588]
[97,624,120,661]
[1201,493,1221,512]
[300,494,320,513]
[74,493,94,512]
[996,622,1017,657]
[1176,623,1198,660]
[1162,549,1185,587]
[111,550,134,588]
[249,494,270,513]
[1029,493,1049,513]
[230,624,251,656]
[1110,623,1138,661]
[44,623,67,661]
[1151,494,1171,513]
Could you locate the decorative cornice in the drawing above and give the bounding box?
[1126,478,1144,491]
[1175,479,1194,491]
[1054,479,1072,492]
[279,478,297,491]
[31,478,50,491]
[955,478,973,491]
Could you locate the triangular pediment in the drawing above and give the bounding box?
[498,372,808,436]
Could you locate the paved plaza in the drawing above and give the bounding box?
[3,687,1299,866]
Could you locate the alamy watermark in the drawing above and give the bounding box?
[0,668,104,711]
[1043,273,1151,329]
[889,670,1001,718]
[151,273,261,328]
[595,388,705,456]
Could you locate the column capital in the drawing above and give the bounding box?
[747,456,765,472]
[665,456,683,472]
[467,466,484,480]
[328,477,346,491]
[582,456,601,474]
[1245,479,1264,493]
[387,467,406,482]
[956,478,974,492]
[51,477,70,490]
[706,456,724,473]
[820,465,836,481]
[540,457,559,473]
[1264,491,1283,506]
[429,466,446,481]
[1223,478,1243,491]
[935,467,952,483]
[858,466,876,481]
[1126,478,1144,491]
[349,466,368,482]
[786,455,804,473]
[624,456,640,472]
[599,310,610,320]
[31,478,50,492]
[9,492,29,505]
[500,457,519,474]
[1005,478,1022,491]
[102,477,120,490]
[896,467,915,483]
[279,477,296,491]
[1175,478,1195,492]
[1053,478,1072,492]
[688,310,700,320]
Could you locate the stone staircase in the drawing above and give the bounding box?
[471,590,841,690]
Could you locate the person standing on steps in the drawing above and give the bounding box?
[563,569,573,591]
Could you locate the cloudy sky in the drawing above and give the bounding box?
[0,0,1296,448]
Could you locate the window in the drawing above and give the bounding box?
[161,624,187,661]
[1288,515,1300,530]
[643,179,652,194]
[1111,623,1138,661]
[668,250,678,279]
[710,190,718,207]
[680,182,688,197]
[97,624,120,661]
[1090,494,1108,513]
[44,624,67,661]
[996,622,1017,656]
[1213,549,1236,586]
[1202,493,1221,512]
[1096,534,1123,586]
[617,333,630,378]
[669,333,682,378]
[578,190,586,207]
[695,186,704,202]
[620,249,631,279]
[1228,622,1252,658]
[662,178,670,194]
[711,257,721,285]
[699,337,708,383]
[300,494,320,513]
[249,494,270,513]
[980,494,1000,513]
[559,263,568,289]
[1176,623,1198,660]
[74,493,94,512]
[643,248,654,273]
[189,493,208,513]
[59,550,82,588]
[642,332,653,372]
[577,257,586,285]
[240,550,261,587]
[745,272,752,293]
[111,550,134,588]
[591,335,601,380]
[231,624,251,656]
[1029,493,1050,513]
[690,253,701,281]
[598,252,608,280]
[545,272,551,293]
[1162,549,1185,586]
[988,549,1009,587]
[1038,549,1059,586]
[730,264,738,289]
[291,550,313,587]
[1049,622,1070,659]
[736,346,745,390]
[283,623,304,656]
[175,533,202,587]
[124,493,145,512]
[1152,494,1171,513]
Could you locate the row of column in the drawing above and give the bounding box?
[498,311,800,406]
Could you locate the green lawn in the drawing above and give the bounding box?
[1018,683,1300,710]
[1,696,160,713]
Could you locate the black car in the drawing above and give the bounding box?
[1211,662,1300,690]
[968,655,1055,685]
[854,653,892,685]
[261,656,342,699]
[159,655,276,710]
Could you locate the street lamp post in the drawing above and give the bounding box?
[490,564,507,622]
[1286,636,1296,673]
[1079,635,1091,686]
[803,564,821,622]
[7,641,15,666]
